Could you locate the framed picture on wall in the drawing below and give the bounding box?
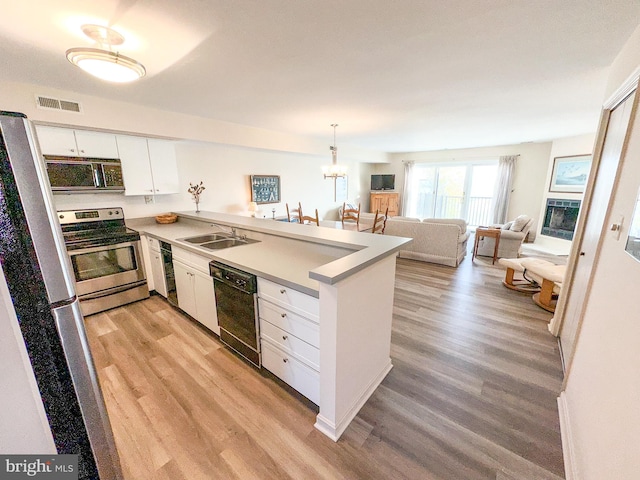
[549,155,592,193]
[250,175,281,204]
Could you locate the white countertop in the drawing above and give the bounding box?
[128,211,411,296]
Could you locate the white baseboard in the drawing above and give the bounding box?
[315,360,393,442]
[558,392,580,480]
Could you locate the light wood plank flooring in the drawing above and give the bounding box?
[85,255,565,480]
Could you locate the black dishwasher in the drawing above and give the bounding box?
[210,261,260,367]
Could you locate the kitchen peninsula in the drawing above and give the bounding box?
[127,211,411,441]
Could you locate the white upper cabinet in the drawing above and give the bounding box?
[36,126,118,158]
[116,135,154,195]
[74,130,119,158]
[147,139,179,195]
[116,135,179,196]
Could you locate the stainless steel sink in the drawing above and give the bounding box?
[200,237,260,250]
[178,232,260,250]
[182,233,231,243]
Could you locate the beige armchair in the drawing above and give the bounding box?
[474,215,533,259]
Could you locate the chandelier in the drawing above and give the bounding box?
[323,123,347,179]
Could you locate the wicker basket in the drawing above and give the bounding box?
[155,214,178,224]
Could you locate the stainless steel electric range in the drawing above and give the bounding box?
[58,207,149,316]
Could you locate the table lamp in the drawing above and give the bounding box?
[248,201,258,217]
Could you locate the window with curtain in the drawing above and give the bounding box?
[405,161,498,225]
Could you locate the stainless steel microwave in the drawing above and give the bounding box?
[44,155,125,193]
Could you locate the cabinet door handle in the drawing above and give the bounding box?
[283,358,288,363]
[280,289,286,294]
[281,313,287,318]
[282,335,288,340]
[70,148,75,152]
[80,149,85,154]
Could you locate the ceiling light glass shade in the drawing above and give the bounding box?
[66,48,146,83]
[322,163,348,177]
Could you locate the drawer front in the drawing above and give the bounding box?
[172,246,211,274]
[257,278,319,321]
[258,299,319,347]
[261,340,319,405]
[260,319,319,370]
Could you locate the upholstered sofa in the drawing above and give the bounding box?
[384,217,470,267]
[474,215,533,259]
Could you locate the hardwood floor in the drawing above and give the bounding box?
[85,255,565,480]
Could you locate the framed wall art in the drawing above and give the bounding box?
[549,155,592,193]
[250,175,280,204]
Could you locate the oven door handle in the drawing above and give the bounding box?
[67,240,141,256]
[78,281,148,300]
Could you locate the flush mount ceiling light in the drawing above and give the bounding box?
[66,24,146,83]
[323,123,347,179]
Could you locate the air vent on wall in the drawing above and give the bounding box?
[35,95,82,113]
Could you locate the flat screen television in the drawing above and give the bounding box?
[371,174,395,191]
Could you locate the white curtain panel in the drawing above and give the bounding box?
[401,161,414,216]
[491,155,518,224]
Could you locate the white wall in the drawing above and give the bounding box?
[384,142,553,235]
[1,80,385,220]
[534,133,597,255]
[52,141,372,221]
[561,22,640,480]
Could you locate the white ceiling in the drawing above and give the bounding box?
[1,0,639,153]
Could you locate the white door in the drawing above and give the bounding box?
[193,270,219,334]
[35,126,78,156]
[73,130,119,158]
[147,139,179,194]
[116,135,154,196]
[150,250,166,297]
[558,90,636,367]
[173,261,197,319]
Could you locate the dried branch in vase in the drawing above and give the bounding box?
[188,181,205,212]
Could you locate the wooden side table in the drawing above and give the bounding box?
[473,227,501,264]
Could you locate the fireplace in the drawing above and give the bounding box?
[541,198,581,240]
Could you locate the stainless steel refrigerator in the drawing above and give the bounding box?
[0,111,123,479]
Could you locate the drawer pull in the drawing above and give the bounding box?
[280,289,286,294]
[281,313,287,318]
[282,335,288,340]
[283,358,288,363]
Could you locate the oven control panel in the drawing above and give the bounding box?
[57,208,123,224]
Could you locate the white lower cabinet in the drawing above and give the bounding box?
[173,247,219,335]
[174,261,197,318]
[261,340,319,404]
[258,278,320,404]
[147,237,167,297]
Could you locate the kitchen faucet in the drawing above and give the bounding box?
[211,223,239,238]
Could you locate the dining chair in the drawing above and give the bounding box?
[371,207,389,234]
[286,202,302,223]
[341,202,361,230]
[300,207,320,226]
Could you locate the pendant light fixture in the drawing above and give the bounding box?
[323,123,347,179]
[66,24,146,83]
